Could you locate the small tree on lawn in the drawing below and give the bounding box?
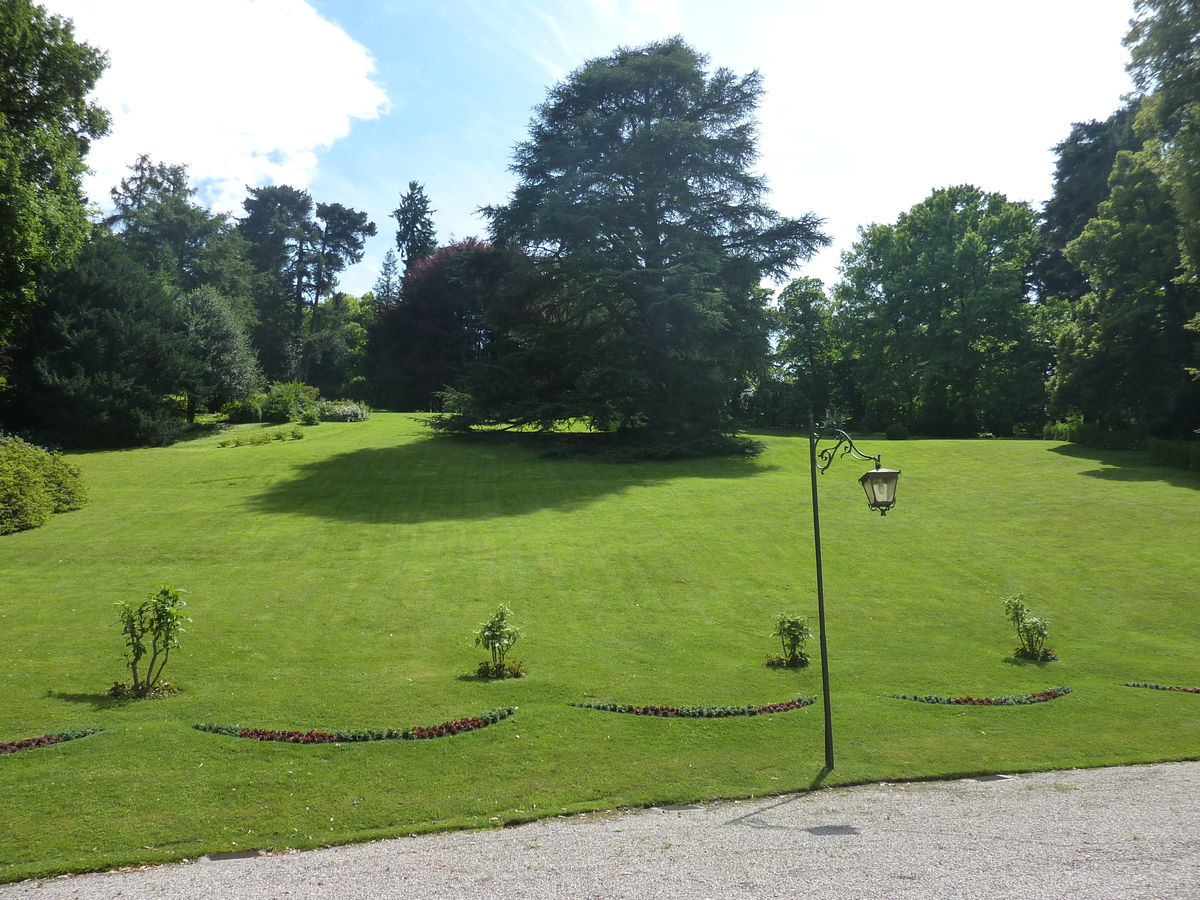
[474,604,524,678]
[1004,594,1057,661]
[767,614,813,668]
[112,586,189,697]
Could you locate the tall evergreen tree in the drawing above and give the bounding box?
[391,181,437,269]
[440,38,827,444]
[238,187,374,381]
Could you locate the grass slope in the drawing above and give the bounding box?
[1,415,1197,880]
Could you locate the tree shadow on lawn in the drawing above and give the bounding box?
[44,690,123,711]
[247,432,774,525]
[1047,444,1200,491]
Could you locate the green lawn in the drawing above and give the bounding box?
[2,414,1198,881]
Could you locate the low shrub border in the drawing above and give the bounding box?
[1,728,100,755]
[889,686,1072,706]
[1123,682,1200,695]
[193,707,516,743]
[569,697,815,718]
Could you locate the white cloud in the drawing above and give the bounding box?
[46,0,388,212]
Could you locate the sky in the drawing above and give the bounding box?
[47,0,1138,295]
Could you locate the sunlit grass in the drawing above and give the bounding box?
[1,415,1197,880]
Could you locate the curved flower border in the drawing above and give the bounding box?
[570,698,815,718]
[0,728,100,755]
[1124,681,1200,695]
[193,707,516,743]
[889,686,1072,706]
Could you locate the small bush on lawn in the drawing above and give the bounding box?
[0,434,88,535]
[766,614,812,668]
[885,423,909,440]
[1004,594,1057,661]
[474,604,524,678]
[110,586,190,698]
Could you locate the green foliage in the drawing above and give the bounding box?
[833,185,1045,436]
[1034,102,1142,308]
[238,186,376,382]
[219,396,264,423]
[367,239,491,412]
[262,381,320,423]
[216,427,303,448]
[1043,419,1147,450]
[112,586,190,697]
[1,231,257,447]
[473,604,522,676]
[0,434,87,535]
[766,614,812,668]
[316,400,370,422]
[0,0,109,349]
[391,180,438,267]
[885,423,909,441]
[1147,436,1200,471]
[1003,594,1056,662]
[1054,149,1200,435]
[446,37,828,444]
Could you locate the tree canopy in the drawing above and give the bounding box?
[833,185,1044,436]
[0,0,109,349]
[437,37,827,445]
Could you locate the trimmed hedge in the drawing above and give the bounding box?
[0,434,88,535]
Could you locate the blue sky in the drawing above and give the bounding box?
[50,0,1137,294]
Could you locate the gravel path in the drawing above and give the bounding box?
[5,762,1199,899]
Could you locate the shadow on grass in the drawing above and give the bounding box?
[1001,657,1060,669]
[247,432,773,524]
[1047,444,1200,490]
[44,691,122,711]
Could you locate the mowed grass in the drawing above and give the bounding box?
[1,414,1198,880]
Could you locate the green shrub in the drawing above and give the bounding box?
[1147,437,1200,472]
[766,614,812,668]
[262,382,320,423]
[216,427,303,448]
[474,604,524,678]
[1043,420,1145,450]
[884,423,909,440]
[0,435,88,535]
[111,586,189,698]
[1003,594,1057,661]
[317,400,371,422]
[220,396,265,423]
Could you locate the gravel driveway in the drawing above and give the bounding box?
[4,761,1198,899]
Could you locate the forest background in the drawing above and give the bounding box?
[0,0,1198,454]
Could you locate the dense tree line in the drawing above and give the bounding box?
[749,0,1200,441]
[2,3,1198,451]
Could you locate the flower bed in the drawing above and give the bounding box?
[1124,681,1200,694]
[0,728,100,755]
[889,686,1072,706]
[569,697,815,718]
[193,707,516,743]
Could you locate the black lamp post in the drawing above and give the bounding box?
[809,415,900,771]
